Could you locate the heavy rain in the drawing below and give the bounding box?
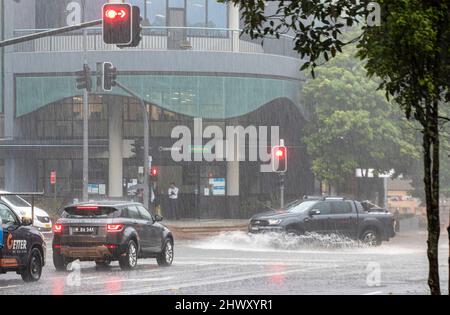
[0,0,449,299]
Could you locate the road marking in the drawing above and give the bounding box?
[0,284,23,290]
[119,265,338,295]
[176,256,340,263]
[87,276,173,286]
[362,291,383,295]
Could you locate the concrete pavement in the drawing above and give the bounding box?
[164,219,249,240]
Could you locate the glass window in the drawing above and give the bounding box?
[126,205,142,219]
[63,206,119,218]
[169,0,185,8]
[330,201,353,215]
[137,205,153,221]
[313,202,332,215]
[288,201,317,214]
[0,204,18,227]
[187,0,206,27]
[3,195,30,207]
[148,0,167,26]
[207,0,227,28]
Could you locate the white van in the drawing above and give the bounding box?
[0,191,52,233]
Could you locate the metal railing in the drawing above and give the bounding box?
[12,26,299,59]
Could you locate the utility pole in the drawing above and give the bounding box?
[280,173,285,209]
[82,3,89,202]
[114,81,149,209]
[272,139,287,209]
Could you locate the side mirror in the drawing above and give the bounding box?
[22,217,33,226]
[155,214,163,222]
[309,209,321,216]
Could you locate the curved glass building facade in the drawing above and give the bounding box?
[0,0,314,219]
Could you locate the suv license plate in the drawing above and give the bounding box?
[72,227,96,234]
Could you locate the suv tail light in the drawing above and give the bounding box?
[76,206,99,210]
[107,224,124,233]
[53,224,63,234]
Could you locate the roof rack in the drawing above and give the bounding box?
[303,195,324,200]
[303,195,347,201]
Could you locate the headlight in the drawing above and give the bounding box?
[267,219,282,225]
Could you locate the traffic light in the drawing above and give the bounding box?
[103,62,117,91]
[118,6,142,48]
[102,3,133,45]
[150,166,158,177]
[272,145,287,173]
[132,138,144,158]
[75,64,92,92]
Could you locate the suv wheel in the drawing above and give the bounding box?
[21,248,43,282]
[53,251,69,271]
[157,239,174,267]
[119,240,138,270]
[361,229,381,246]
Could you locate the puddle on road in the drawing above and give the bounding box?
[189,231,423,255]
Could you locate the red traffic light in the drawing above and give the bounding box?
[104,6,129,22]
[150,167,158,177]
[102,3,133,45]
[272,145,287,173]
[275,147,285,159]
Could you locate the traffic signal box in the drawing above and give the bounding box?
[103,3,142,47]
[272,145,287,173]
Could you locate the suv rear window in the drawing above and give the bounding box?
[62,206,119,218]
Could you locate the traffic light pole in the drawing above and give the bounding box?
[82,28,89,202]
[0,20,102,48]
[280,173,285,209]
[114,81,150,210]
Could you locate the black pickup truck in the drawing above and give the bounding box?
[249,197,396,246]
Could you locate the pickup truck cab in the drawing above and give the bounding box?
[249,197,396,246]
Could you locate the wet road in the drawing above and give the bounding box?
[0,231,448,295]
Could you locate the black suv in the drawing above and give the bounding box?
[1,202,46,282]
[52,201,174,270]
[249,197,395,246]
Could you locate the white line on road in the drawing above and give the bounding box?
[362,291,383,295]
[119,265,338,295]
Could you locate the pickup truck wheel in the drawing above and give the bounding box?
[53,252,69,271]
[119,240,138,270]
[21,248,43,282]
[361,229,381,246]
[157,239,174,267]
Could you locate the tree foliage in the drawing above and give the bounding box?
[301,44,419,192]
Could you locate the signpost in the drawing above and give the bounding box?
[50,171,56,185]
[50,170,57,204]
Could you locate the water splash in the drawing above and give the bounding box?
[191,231,362,252]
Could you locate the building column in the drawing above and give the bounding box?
[227,161,239,196]
[108,97,123,198]
[228,3,240,52]
[5,159,37,192]
[226,118,240,217]
[226,161,240,218]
